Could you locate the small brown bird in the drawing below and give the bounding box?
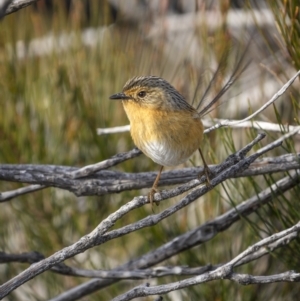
[110,76,211,205]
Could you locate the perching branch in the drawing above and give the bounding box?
[0,72,299,300]
[47,169,300,301]
[1,128,300,200]
[0,133,274,299]
[1,151,299,200]
[2,180,298,282]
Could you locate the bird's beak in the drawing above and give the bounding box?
[109,92,131,100]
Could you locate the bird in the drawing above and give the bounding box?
[109,75,211,205]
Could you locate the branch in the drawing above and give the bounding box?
[1,152,300,199]
[97,125,130,135]
[0,184,45,202]
[228,271,300,285]
[110,223,300,301]
[3,0,39,16]
[0,251,44,263]
[68,147,141,179]
[49,168,300,301]
[205,70,300,134]
[113,269,300,301]
[0,0,10,18]
[0,134,269,298]
[96,120,300,136]
[1,129,300,199]
[3,230,297,281]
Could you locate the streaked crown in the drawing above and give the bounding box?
[110,76,196,112]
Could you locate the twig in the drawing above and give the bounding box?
[96,120,300,136]
[4,0,39,15]
[0,184,45,202]
[50,168,300,300]
[0,131,298,297]
[0,0,11,18]
[113,270,300,301]
[110,223,300,301]
[68,148,142,179]
[204,119,300,133]
[97,125,130,135]
[0,134,267,299]
[6,230,298,281]
[227,271,300,285]
[0,251,44,263]
[205,70,300,133]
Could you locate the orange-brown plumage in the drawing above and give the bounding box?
[110,75,207,204]
[123,100,203,166]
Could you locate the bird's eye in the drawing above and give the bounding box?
[138,91,146,98]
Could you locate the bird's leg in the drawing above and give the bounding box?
[198,148,213,185]
[148,165,164,206]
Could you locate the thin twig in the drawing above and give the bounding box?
[96,120,300,136]
[0,184,45,202]
[0,0,11,18]
[68,148,141,179]
[97,125,130,135]
[110,223,300,301]
[205,70,300,133]
[4,0,39,15]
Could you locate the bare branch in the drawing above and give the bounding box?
[49,168,300,301]
[235,232,298,267]
[97,120,300,136]
[0,184,45,202]
[228,271,300,285]
[3,0,39,16]
[2,129,300,199]
[0,0,11,18]
[97,125,130,135]
[0,152,299,199]
[113,269,300,301]
[110,223,300,301]
[204,119,300,133]
[0,134,269,298]
[4,230,297,281]
[52,265,213,280]
[0,251,44,263]
[68,148,141,179]
[205,70,300,134]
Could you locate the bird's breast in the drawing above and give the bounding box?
[123,101,204,166]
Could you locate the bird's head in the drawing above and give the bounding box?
[110,76,193,112]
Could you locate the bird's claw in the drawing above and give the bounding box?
[148,187,160,207]
[198,166,214,186]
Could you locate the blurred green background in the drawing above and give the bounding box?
[0,0,300,300]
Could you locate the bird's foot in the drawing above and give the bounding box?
[148,187,160,207]
[198,165,214,186]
